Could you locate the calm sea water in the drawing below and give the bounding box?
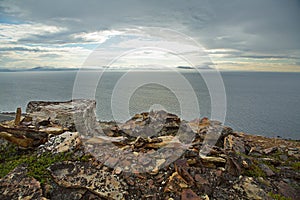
[0,71,299,139]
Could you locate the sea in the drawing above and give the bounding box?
[0,70,299,140]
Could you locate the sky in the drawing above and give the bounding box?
[0,0,300,71]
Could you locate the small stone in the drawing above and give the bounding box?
[199,155,226,163]
[241,177,268,200]
[217,167,226,172]
[156,159,166,169]
[115,167,122,175]
[276,181,300,200]
[262,147,277,154]
[242,160,249,168]
[133,151,139,156]
[194,174,208,184]
[257,177,270,187]
[181,189,202,200]
[288,147,299,151]
[39,126,64,135]
[224,135,245,153]
[259,164,275,177]
[105,157,119,168]
[138,156,152,166]
[187,158,197,165]
[164,172,188,193]
[150,168,159,175]
[279,154,288,161]
[202,194,210,200]
[225,157,241,176]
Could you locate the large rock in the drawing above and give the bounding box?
[119,110,181,138]
[26,100,98,135]
[240,177,268,200]
[48,161,126,199]
[39,131,81,154]
[0,165,44,200]
[276,181,300,200]
[224,135,245,153]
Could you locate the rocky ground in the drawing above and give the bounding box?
[0,100,299,200]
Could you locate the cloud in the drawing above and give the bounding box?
[73,30,123,43]
[239,55,299,60]
[0,46,48,52]
[0,23,66,44]
[0,0,299,71]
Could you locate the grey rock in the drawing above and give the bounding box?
[262,147,277,154]
[259,164,275,177]
[26,100,98,135]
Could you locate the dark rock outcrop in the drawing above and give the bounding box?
[0,100,299,200]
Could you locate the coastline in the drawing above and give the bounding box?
[0,100,299,199]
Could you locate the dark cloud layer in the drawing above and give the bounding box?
[0,0,300,70]
[0,46,48,52]
[2,0,299,51]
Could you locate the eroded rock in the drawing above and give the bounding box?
[39,131,81,154]
[26,99,98,133]
[48,161,126,199]
[0,165,44,200]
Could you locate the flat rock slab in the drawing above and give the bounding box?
[0,165,44,200]
[48,161,126,200]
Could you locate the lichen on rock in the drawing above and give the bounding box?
[48,161,127,200]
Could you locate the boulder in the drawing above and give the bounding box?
[240,177,268,200]
[48,161,126,199]
[39,131,81,154]
[0,165,44,200]
[276,181,300,199]
[259,164,275,177]
[224,135,245,153]
[26,100,98,135]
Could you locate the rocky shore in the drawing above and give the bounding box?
[0,100,299,200]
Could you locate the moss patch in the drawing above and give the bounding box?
[291,162,300,171]
[268,192,292,200]
[0,141,91,184]
[244,161,266,178]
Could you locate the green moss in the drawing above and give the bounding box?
[0,157,27,178]
[78,154,93,162]
[26,151,73,184]
[0,143,32,178]
[244,163,266,178]
[291,162,300,171]
[262,160,280,173]
[0,140,94,184]
[268,192,292,200]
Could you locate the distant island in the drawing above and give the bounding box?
[0,66,215,72]
[0,67,80,72]
[177,66,194,69]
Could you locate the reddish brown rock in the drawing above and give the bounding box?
[181,189,202,200]
[164,172,188,193]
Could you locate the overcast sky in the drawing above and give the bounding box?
[0,0,300,71]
